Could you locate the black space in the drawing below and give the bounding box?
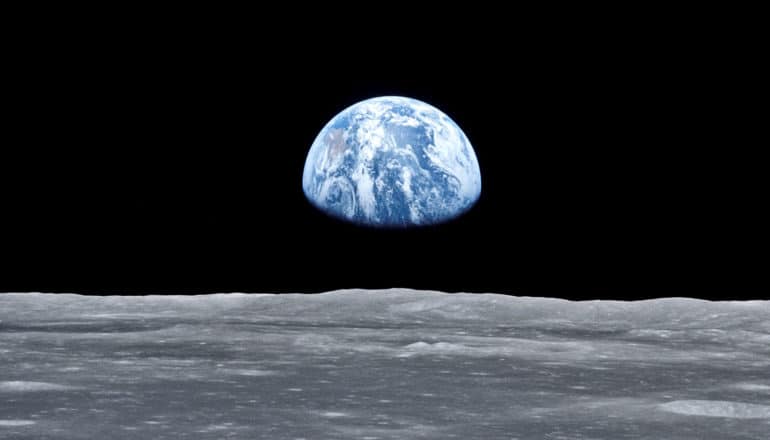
[1,21,765,300]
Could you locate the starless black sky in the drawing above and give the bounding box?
[2,21,765,300]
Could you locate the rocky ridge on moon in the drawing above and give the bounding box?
[1,289,769,439]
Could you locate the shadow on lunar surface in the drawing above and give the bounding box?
[0,321,176,333]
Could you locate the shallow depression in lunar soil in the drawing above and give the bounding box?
[1,290,769,440]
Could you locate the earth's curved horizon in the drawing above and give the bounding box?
[303,96,481,228]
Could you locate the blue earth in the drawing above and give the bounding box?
[302,96,481,227]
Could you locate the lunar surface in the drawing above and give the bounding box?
[1,290,769,439]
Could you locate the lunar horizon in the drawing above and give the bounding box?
[1,289,769,439]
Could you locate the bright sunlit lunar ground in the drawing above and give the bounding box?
[1,290,769,439]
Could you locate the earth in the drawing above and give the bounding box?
[302,96,481,227]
